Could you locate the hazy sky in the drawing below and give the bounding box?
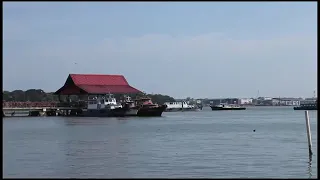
[3,2,317,98]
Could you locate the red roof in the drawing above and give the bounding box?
[54,74,141,95]
[70,74,129,86]
[78,85,141,94]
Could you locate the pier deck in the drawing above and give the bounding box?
[3,105,82,117]
[3,107,79,111]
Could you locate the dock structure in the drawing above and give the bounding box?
[3,105,81,117]
[3,107,79,111]
[3,74,141,117]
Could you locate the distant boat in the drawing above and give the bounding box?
[77,93,127,117]
[164,101,201,112]
[293,99,317,110]
[210,103,246,111]
[121,95,167,117]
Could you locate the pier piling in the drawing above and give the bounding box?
[304,111,313,156]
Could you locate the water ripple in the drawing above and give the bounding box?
[3,107,318,178]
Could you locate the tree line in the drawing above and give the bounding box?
[2,89,176,105]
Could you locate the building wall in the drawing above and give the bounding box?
[258,97,272,101]
[272,98,300,106]
[305,98,317,101]
[282,100,300,106]
[210,99,222,105]
[300,99,316,105]
[239,98,253,104]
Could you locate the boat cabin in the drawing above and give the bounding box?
[300,99,317,107]
[122,95,136,108]
[164,101,194,109]
[87,94,121,110]
[135,97,157,107]
[215,103,241,108]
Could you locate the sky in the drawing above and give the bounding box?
[3,2,317,99]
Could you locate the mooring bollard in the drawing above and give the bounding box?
[304,111,313,156]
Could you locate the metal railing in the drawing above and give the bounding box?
[56,101,87,108]
[3,101,58,108]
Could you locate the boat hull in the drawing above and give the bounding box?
[293,106,317,110]
[165,108,201,112]
[74,108,127,117]
[124,109,139,116]
[210,106,246,111]
[137,105,167,117]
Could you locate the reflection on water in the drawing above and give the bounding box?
[308,155,312,179]
[3,107,318,178]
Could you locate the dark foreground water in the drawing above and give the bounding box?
[3,106,318,178]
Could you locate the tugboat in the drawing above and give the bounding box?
[120,95,139,116]
[293,99,317,110]
[74,93,127,117]
[164,101,201,112]
[122,95,167,117]
[210,103,246,111]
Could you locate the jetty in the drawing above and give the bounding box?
[3,73,142,117]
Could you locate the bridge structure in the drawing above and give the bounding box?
[3,101,81,117]
[3,107,79,111]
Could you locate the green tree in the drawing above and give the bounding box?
[2,89,175,104]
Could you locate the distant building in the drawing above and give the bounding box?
[209,99,223,105]
[257,97,272,101]
[238,98,253,105]
[300,98,317,105]
[196,99,202,104]
[272,98,301,106]
[305,97,317,101]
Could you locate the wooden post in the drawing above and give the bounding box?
[304,111,313,156]
[182,101,184,112]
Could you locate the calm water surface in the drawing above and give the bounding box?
[3,106,318,178]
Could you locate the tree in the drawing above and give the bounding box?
[2,89,175,104]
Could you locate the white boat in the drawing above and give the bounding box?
[164,101,200,112]
[87,93,122,109]
[78,93,126,117]
[210,103,246,111]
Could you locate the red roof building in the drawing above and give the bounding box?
[54,74,141,95]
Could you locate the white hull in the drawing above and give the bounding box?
[164,101,196,110]
[165,107,200,112]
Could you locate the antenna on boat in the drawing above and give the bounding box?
[106,92,111,98]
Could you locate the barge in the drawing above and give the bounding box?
[164,101,201,112]
[294,99,317,110]
[210,103,246,111]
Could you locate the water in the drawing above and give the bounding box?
[3,106,317,178]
